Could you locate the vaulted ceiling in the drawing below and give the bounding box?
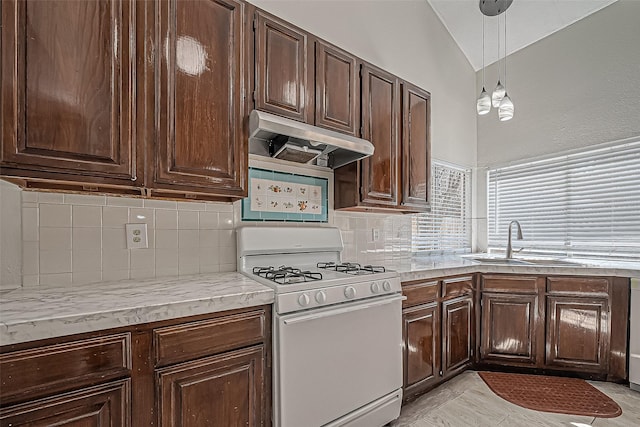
[427,0,618,71]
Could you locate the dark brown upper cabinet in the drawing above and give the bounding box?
[359,63,401,207]
[1,0,140,189]
[334,62,400,210]
[401,83,431,211]
[315,41,360,136]
[335,67,431,213]
[254,10,313,123]
[151,0,248,199]
[253,10,361,137]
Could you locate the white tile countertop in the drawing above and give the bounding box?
[0,272,273,346]
[387,255,640,282]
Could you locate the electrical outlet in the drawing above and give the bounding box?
[372,228,380,242]
[126,223,148,249]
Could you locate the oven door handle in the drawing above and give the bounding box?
[283,295,406,325]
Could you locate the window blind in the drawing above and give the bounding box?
[488,139,640,259]
[412,161,471,253]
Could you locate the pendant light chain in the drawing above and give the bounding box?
[504,11,507,88]
[482,15,485,86]
[497,15,501,81]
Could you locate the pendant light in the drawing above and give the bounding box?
[479,0,514,121]
[491,14,505,108]
[476,15,491,115]
[498,8,514,121]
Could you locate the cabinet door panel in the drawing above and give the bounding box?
[546,296,608,372]
[1,0,135,180]
[157,346,264,427]
[403,303,440,392]
[360,64,399,206]
[315,41,358,135]
[442,295,473,376]
[481,293,538,365]
[155,0,246,196]
[0,380,130,427]
[255,12,311,123]
[401,83,431,210]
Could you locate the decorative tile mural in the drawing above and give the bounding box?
[242,168,328,222]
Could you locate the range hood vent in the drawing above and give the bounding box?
[248,110,374,169]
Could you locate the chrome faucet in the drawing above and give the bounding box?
[506,220,523,259]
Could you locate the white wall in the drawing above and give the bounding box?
[249,0,478,168]
[476,0,640,168]
[474,0,640,251]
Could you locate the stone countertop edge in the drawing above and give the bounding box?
[0,272,274,346]
[395,257,640,282]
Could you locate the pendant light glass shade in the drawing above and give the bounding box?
[477,88,491,115]
[498,93,514,121]
[492,80,505,108]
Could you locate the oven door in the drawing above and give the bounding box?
[274,294,403,427]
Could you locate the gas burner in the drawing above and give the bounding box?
[317,262,386,275]
[253,266,322,285]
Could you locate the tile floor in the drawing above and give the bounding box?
[391,371,640,426]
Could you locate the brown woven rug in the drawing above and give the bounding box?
[479,371,622,418]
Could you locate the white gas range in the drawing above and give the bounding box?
[237,226,403,427]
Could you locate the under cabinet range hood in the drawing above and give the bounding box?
[248,110,374,169]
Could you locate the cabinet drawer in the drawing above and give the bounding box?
[153,309,266,367]
[402,280,439,308]
[442,276,474,300]
[0,333,131,405]
[547,277,609,296]
[482,275,540,294]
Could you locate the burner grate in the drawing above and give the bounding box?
[317,262,386,275]
[253,266,322,285]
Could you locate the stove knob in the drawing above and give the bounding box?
[382,280,392,292]
[371,282,380,294]
[315,290,327,304]
[298,293,310,307]
[344,286,356,299]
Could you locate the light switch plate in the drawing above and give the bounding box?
[125,223,148,249]
[372,228,380,242]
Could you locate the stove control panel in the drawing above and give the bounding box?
[277,276,402,314]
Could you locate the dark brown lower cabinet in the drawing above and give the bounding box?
[442,295,473,377]
[477,275,628,383]
[403,302,440,396]
[157,346,265,427]
[401,275,475,401]
[546,296,609,373]
[0,380,130,427]
[480,293,540,366]
[0,306,271,427]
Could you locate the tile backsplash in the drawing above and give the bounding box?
[1,181,416,289]
[18,191,236,287]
